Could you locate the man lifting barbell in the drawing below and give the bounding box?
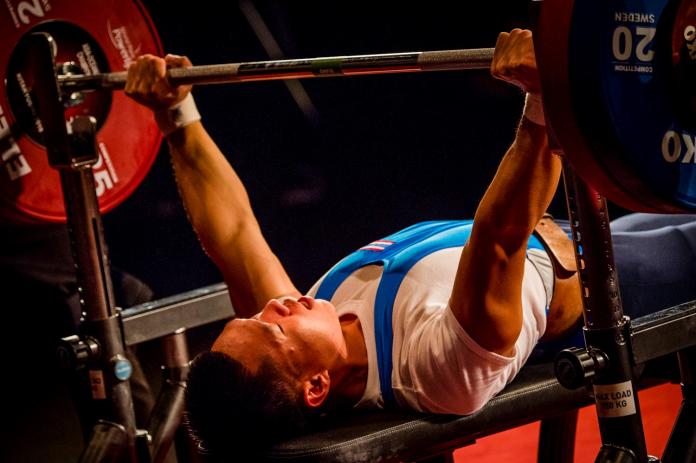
[124,29,696,458]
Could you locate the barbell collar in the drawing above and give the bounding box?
[58,48,495,91]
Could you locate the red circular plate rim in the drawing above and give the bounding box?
[0,0,163,223]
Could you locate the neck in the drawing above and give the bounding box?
[325,314,368,410]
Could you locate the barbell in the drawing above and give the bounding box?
[58,49,495,91]
[1,0,695,222]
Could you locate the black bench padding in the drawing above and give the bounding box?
[261,362,596,462]
[257,303,695,462]
[135,285,686,462]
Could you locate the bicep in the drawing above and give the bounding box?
[449,223,528,354]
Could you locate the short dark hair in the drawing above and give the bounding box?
[185,351,314,459]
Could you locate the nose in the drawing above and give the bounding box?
[262,298,291,321]
[298,296,314,310]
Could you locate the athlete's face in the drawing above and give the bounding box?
[211,296,345,376]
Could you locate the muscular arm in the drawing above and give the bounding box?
[450,30,560,355]
[125,54,299,317]
[166,122,300,317]
[451,119,559,354]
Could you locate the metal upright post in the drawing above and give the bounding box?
[26,32,138,462]
[561,160,649,462]
[149,329,191,463]
[662,345,696,462]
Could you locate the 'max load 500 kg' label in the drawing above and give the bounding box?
[593,381,637,418]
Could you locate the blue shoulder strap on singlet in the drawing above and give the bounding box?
[315,220,544,408]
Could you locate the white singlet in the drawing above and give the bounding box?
[307,246,550,415]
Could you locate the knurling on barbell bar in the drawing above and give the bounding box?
[1,0,695,223]
[58,48,495,91]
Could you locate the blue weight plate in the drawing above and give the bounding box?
[569,0,696,210]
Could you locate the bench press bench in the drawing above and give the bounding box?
[120,285,695,463]
[21,0,696,458]
[262,362,593,463]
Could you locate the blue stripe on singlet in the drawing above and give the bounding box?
[315,220,545,407]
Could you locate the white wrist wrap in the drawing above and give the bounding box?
[523,92,545,126]
[154,93,201,136]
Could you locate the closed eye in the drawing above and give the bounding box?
[276,323,285,335]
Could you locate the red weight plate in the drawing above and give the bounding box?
[0,0,162,222]
[536,0,687,213]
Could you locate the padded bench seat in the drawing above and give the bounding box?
[248,301,695,462]
[120,285,691,462]
[261,362,597,462]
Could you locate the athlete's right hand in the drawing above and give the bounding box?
[125,54,193,110]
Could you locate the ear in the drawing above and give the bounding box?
[302,369,330,408]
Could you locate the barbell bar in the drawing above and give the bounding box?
[58,48,495,91]
[3,0,696,223]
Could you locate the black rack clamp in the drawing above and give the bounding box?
[25,32,141,462]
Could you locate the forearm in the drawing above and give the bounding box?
[124,54,298,314]
[451,118,559,354]
[166,121,256,264]
[472,118,560,254]
[165,122,299,315]
[451,30,559,354]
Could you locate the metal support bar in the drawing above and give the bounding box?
[148,370,187,463]
[537,410,578,463]
[60,163,116,321]
[631,301,696,363]
[78,421,129,463]
[27,31,137,460]
[662,346,696,462]
[149,329,191,463]
[121,282,233,346]
[561,160,649,462]
[58,48,494,91]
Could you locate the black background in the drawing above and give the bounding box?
[2,1,638,461]
[104,0,577,299]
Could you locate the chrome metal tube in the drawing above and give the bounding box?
[58,48,494,91]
